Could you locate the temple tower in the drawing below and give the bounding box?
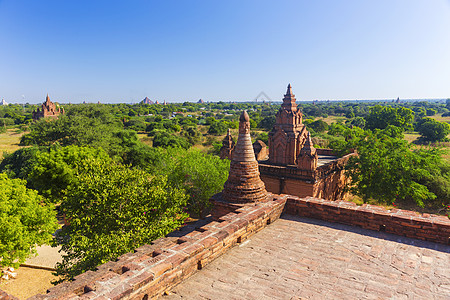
[268,84,307,165]
[222,111,267,204]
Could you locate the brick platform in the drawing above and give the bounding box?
[166,215,450,299]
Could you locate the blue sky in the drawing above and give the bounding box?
[0,0,449,103]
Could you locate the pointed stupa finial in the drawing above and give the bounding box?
[46,94,50,102]
[286,83,292,95]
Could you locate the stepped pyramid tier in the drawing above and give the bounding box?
[268,83,308,165]
[222,111,268,203]
[297,132,318,170]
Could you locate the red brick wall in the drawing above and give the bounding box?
[285,196,450,245]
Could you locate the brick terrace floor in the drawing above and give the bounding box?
[165,214,450,300]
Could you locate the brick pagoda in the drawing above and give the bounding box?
[212,111,268,218]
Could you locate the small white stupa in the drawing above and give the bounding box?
[0,99,8,106]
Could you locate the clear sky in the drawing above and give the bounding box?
[1,0,449,103]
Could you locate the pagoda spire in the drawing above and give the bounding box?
[281,83,297,111]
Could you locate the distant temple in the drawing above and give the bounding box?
[32,94,64,121]
[0,99,7,106]
[142,97,154,105]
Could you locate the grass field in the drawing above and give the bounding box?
[317,115,346,125]
[0,128,26,159]
[431,113,450,123]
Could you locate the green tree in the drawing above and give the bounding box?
[141,148,230,217]
[258,115,276,131]
[426,108,437,116]
[208,120,228,135]
[182,126,202,145]
[29,146,111,203]
[0,147,43,180]
[167,149,230,217]
[349,117,366,129]
[416,117,450,142]
[55,159,188,280]
[152,131,191,149]
[0,173,58,268]
[365,105,414,131]
[332,127,449,207]
[308,119,328,133]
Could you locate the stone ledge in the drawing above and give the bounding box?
[28,195,287,300]
[285,196,450,245]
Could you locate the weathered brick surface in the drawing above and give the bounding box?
[285,196,450,245]
[166,215,450,300]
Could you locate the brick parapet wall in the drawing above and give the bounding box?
[285,196,450,245]
[27,195,287,300]
[315,148,336,156]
